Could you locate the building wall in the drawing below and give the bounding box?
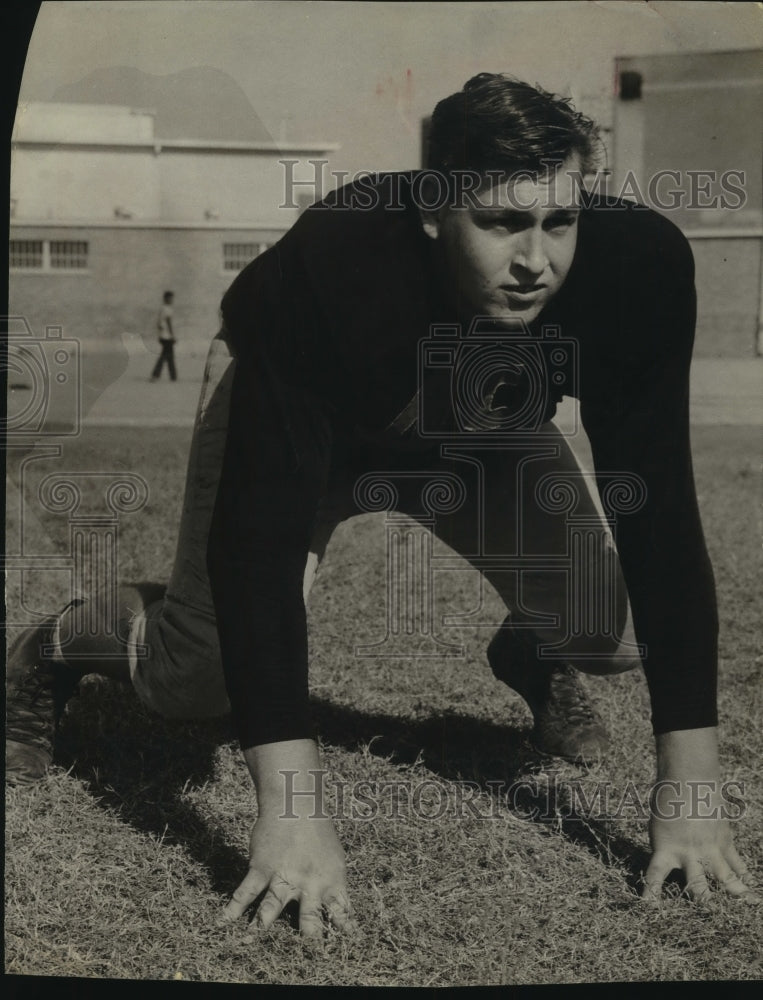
[613,51,763,221]
[9,224,285,348]
[12,146,161,221]
[689,236,762,357]
[14,102,155,144]
[158,150,298,226]
[11,102,318,227]
[11,145,302,228]
[612,51,763,357]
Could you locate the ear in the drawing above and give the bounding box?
[416,173,450,240]
[418,205,442,241]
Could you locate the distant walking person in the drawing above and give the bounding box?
[150,290,177,381]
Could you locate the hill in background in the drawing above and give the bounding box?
[51,65,274,143]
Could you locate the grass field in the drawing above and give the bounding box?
[4,423,762,985]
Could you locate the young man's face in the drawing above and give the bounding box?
[422,156,581,324]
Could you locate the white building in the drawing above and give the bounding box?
[10,102,338,346]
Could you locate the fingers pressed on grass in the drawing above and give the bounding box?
[711,858,748,896]
[324,890,354,929]
[683,860,712,903]
[298,891,325,939]
[218,867,269,924]
[642,851,676,903]
[713,858,763,904]
[725,843,755,886]
[257,874,299,931]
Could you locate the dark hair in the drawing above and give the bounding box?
[163,290,174,302]
[427,73,601,179]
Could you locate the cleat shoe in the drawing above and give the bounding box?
[5,620,80,785]
[526,663,610,764]
[487,624,610,764]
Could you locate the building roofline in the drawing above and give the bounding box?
[10,219,292,232]
[12,137,339,154]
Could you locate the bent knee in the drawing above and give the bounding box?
[568,639,642,676]
[131,599,229,720]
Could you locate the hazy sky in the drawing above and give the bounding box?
[17,1,763,178]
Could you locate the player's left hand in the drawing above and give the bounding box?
[643,728,759,904]
[643,787,759,903]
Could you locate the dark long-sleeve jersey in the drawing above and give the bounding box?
[207,173,719,750]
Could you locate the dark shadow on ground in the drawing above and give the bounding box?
[55,681,655,904]
[56,678,245,900]
[309,696,654,897]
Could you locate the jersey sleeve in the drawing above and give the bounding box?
[580,218,718,735]
[207,244,335,750]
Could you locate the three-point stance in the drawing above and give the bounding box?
[6,75,755,936]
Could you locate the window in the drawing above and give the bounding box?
[50,241,89,269]
[9,240,43,269]
[10,238,89,272]
[222,242,274,272]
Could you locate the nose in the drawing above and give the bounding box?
[513,228,548,278]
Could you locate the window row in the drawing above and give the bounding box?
[10,240,275,273]
[10,240,89,270]
[222,242,274,271]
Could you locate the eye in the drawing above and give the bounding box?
[476,216,526,234]
[474,216,503,230]
[545,215,577,234]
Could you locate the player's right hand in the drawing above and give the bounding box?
[218,807,353,937]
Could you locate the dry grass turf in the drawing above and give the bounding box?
[4,423,762,984]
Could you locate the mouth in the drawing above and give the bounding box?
[501,285,547,303]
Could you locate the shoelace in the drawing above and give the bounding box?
[6,661,78,747]
[546,666,598,724]
[6,665,58,744]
